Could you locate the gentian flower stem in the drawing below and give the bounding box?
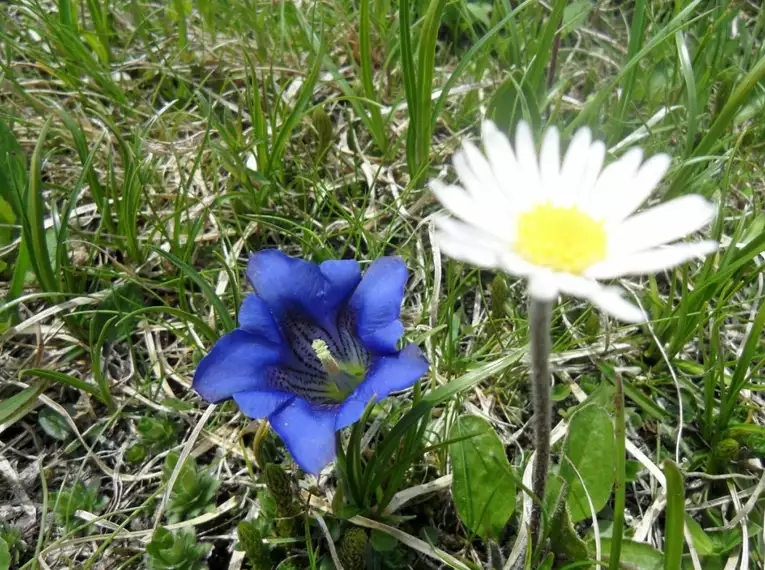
[529,298,552,547]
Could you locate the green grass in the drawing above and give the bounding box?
[1,0,764,569]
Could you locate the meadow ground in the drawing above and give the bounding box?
[1,1,765,569]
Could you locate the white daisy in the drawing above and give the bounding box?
[431,120,718,323]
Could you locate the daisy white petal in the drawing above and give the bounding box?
[515,121,541,193]
[586,241,718,279]
[585,147,643,217]
[429,179,513,241]
[435,215,513,249]
[602,153,672,224]
[435,231,501,268]
[558,127,591,205]
[498,252,536,278]
[481,120,522,202]
[587,286,646,323]
[539,126,561,196]
[458,142,511,207]
[552,273,646,322]
[576,140,606,203]
[609,195,716,254]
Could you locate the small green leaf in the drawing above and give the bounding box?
[369,529,397,552]
[237,521,271,568]
[38,407,72,441]
[551,383,571,402]
[561,404,615,522]
[152,527,174,550]
[163,398,194,412]
[312,107,334,159]
[562,0,592,32]
[125,444,147,464]
[331,486,361,520]
[625,460,642,482]
[538,552,555,570]
[449,415,516,539]
[550,506,588,561]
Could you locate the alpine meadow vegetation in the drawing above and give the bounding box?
[1,1,765,570]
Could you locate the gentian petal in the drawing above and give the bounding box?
[269,398,338,474]
[320,259,362,307]
[336,345,429,429]
[238,294,283,344]
[193,330,284,403]
[246,250,336,323]
[349,257,407,354]
[358,321,404,355]
[233,390,295,419]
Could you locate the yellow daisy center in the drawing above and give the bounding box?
[515,203,607,274]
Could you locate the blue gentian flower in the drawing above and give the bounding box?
[193,250,429,474]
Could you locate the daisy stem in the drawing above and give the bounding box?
[528,298,552,547]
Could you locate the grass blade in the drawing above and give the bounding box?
[525,0,565,100]
[614,0,646,134]
[432,0,534,123]
[152,246,235,332]
[720,295,765,431]
[569,0,703,134]
[20,369,107,406]
[267,35,326,174]
[413,0,447,185]
[663,460,685,570]
[399,0,418,176]
[675,30,698,155]
[0,383,45,425]
[667,54,765,197]
[359,0,387,152]
[22,118,59,294]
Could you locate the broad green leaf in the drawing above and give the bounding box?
[0,197,15,245]
[90,283,143,341]
[369,529,397,552]
[706,523,761,556]
[684,515,715,556]
[449,415,516,539]
[0,538,9,570]
[597,539,663,570]
[543,472,565,531]
[0,117,27,217]
[561,404,615,522]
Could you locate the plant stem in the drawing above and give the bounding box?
[609,370,626,570]
[529,299,553,547]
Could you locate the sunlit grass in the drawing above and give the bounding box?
[0,0,764,568]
